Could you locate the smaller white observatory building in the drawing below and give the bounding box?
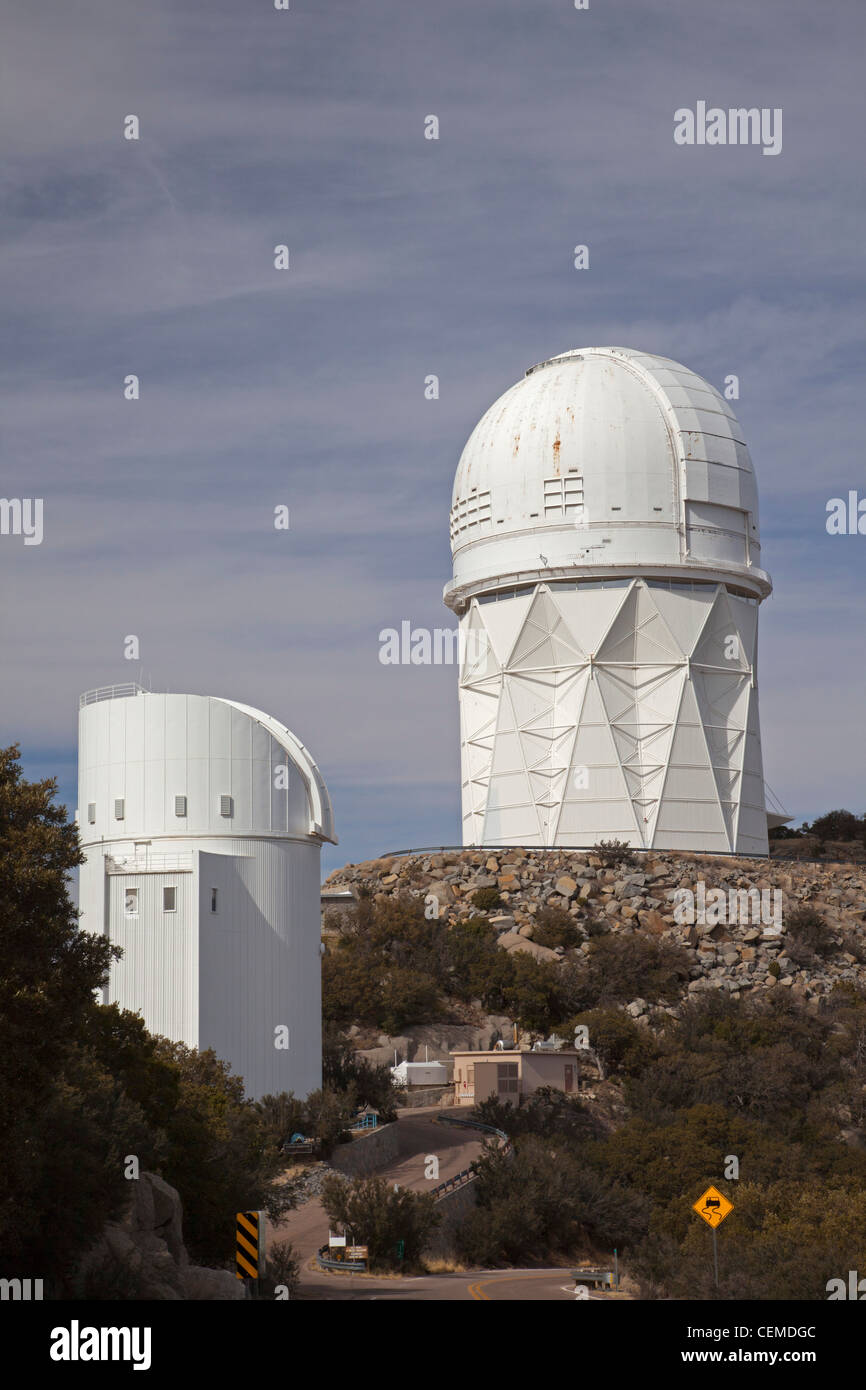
[445,347,775,855]
[77,686,336,1100]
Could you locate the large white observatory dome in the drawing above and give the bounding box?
[446,346,770,610]
[445,347,775,855]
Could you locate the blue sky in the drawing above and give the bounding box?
[1,0,863,877]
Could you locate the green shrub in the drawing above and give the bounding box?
[475,1086,600,1142]
[262,1240,300,1299]
[568,1007,654,1079]
[472,885,503,911]
[594,839,636,868]
[532,906,583,950]
[321,1174,439,1270]
[785,907,836,961]
[457,1136,645,1266]
[560,933,691,1013]
[808,809,863,844]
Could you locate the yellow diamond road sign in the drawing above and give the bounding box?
[693,1186,733,1228]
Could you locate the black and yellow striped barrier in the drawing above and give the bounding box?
[236,1210,261,1280]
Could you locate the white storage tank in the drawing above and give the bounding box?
[77,685,336,1100]
[445,347,774,854]
[390,1061,451,1087]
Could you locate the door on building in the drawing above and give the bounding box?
[564,1064,574,1094]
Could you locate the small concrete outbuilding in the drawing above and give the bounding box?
[450,1047,582,1107]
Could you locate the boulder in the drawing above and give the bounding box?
[497,931,560,963]
[74,1172,239,1301]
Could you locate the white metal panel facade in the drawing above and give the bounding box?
[77,688,335,1099]
[107,867,197,1045]
[198,840,322,1100]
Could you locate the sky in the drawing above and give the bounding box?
[1,0,863,879]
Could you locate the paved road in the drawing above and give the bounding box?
[268,1107,484,1288]
[296,1267,608,1300]
[268,1107,620,1301]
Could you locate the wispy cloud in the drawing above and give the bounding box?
[2,0,864,859]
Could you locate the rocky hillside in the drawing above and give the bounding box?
[325,848,866,1017]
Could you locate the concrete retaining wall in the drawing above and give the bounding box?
[428,1177,479,1257]
[398,1086,453,1110]
[329,1122,402,1177]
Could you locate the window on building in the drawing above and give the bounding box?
[124,888,138,917]
[210,888,218,914]
[114,798,125,820]
[174,795,187,817]
[163,886,177,912]
[87,803,96,824]
[220,795,233,818]
[497,1062,518,1094]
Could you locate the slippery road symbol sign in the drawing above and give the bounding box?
[693,1186,733,1228]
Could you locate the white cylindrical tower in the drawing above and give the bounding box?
[445,347,773,854]
[77,686,336,1099]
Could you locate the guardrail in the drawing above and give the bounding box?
[315,1245,367,1274]
[571,1267,615,1288]
[429,1113,512,1201]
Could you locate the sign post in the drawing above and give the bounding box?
[692,1186,733,1291]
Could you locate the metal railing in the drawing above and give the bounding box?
[378,842,862,867]
[105,852,194,873]
[429,1113,512,1201]
[80,684,147,707]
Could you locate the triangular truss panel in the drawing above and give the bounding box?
[472,593,535,668]
[460,605,500,684]
[691,588,752,674]
[457,578,769,852]
[649,584,718,656]
[506,588,587,672]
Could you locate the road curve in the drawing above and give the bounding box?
[271,1107,608,1301]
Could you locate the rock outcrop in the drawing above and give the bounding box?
[324,849,866,1014]
[75,1172,245,1300]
